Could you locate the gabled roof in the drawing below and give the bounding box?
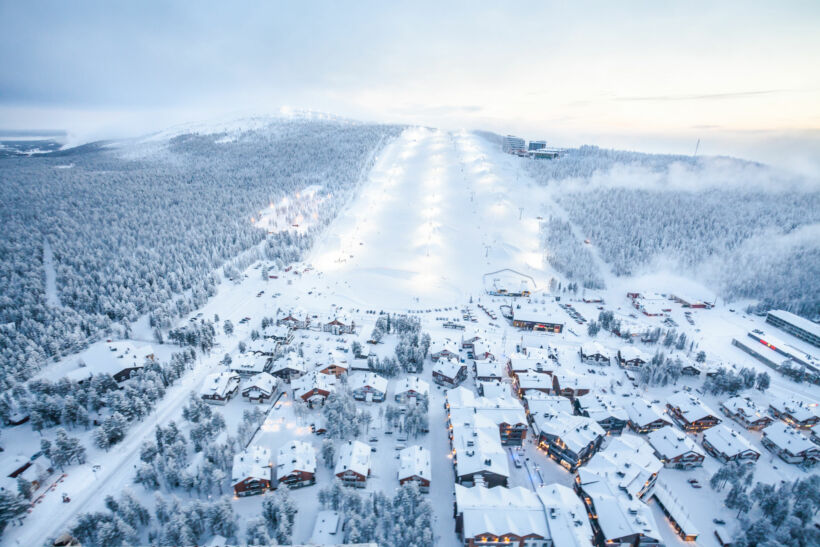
[229,353,267,374]
[537,483,595,547]
[475,360,505,378]
[200,371,240,398]
[575,393,628,422]
[508,356,552,373]
[647,427,703,459]
[525,394,575,416]
[291,371,336,399]
[582,435,662,499]
[451,413,510,479]
[263,324,291,338]
[580,342,612,359]
[625,399,669,427]
[762,422,817,454]
[335,440,371,477]
[455,484,549,540]
[246,338,278,354]
[516,371,553,390]
[703,424,759,458]
[768,395,820,422]
[242,372,278,396]
[618,346,648,362]
[532,412,605,453]
[433,358,466,379]
[667,392,719,423]
[277,440,316,477]
[398,445,431,482]
[347,372,388,394]
[721,396,768,420]
[64,341,154,381]
[271,354,307,374]
[395,376,430,397]
[232,445,271,484]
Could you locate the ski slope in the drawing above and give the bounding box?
[310,127,555,309]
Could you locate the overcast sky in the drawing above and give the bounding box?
[1,1,819,172]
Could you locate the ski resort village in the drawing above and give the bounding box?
[1,124,819,547]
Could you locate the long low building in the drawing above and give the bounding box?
[761,422,820,465]
[647,427,705,469]
[512,306,564,333]
[766,309,820,349]
[702,424,760,464]
[652,480,699,541]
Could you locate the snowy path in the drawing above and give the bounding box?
[43,238,61,308]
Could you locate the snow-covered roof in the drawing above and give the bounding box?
[703,424,758,458]
[537,483,595,547]
[652,480,699,538]
[721,396,765,419]
[762,422,816,454]
[271,354,307,374]
[451,413,510,480]
[576,471,663,543]
[432,339,460,355]
[580,342,612,359]
[516,371,553,391]
[433,358,466,379]
[475,360,505,379]
[64,341,154,381]
[768,309,820,338]
[455,484,549,541]
[513,305,563,324]
[347,372,388,394]
[309,510,342,544]
[263,324,291,338]
[398,445,431,482]
[532,412,605,453]
[525,393,574,416]
[232,445,271,484]
[229,353,267,374]
[246,338,278,354]
[582,435,662,499]
[394,375,429,398]
[200,371,240,398]
[575,393,628,422]
[277,440,316,477]
[666,392,719,423]
[508,356,552,374]
[617,346,648,362]
[768,395,820,422]
[280,307,309,322]
[447,386,525,424]
[478,380,509,399]
[291,371,336,400]
[335,440,371,477]
[242,372,278,396]
[625,399,669,428]
[647,427,703,460]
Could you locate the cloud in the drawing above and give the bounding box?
[615,89,791,102]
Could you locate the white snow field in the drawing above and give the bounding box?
[6,126,819,547]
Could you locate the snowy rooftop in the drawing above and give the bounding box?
[263,324,291,338]
[508,356,552,374]
[395,376,430,397]
[335,440,371,477]
[241,372,278,395]
[537,483,595,547]
[702,424,758,458]
[580,341,612,359]
[525,393,575,416]
[309,510,342,544]
[455,484,549,541]
[451,413,510,479]
[575,393,628,422]
[232,445,271,483]
[478,380,509,399]
[768,309,820,338]
[582,435,662,499]
[229,353,267,374]
[199,371,240,398]
[762,422,816,454]
[532,411,605,453]
[516,371,553,390]
[433,358,465,379]
[577,471,663,542]
[64,341,154,381]
[398,445,431,482]
[647,426,703,459]
[271,354,307,374]
[625,399,669,427]
[347,371,388,394]
[652,479,699,537]
[513,304,564,325]
[475,360,505,379]
[768,394,820,422]
[277,440,316,477]
[246,338,278,354]
[291,371,336,399]
[618,346,648,362]
[721,396,768,420]
[666,392,719,422]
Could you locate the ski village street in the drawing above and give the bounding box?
[5,128,819,547]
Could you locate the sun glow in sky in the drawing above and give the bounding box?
[1,1,819,170]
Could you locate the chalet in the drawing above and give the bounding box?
[446,387,528,446]
[1,453,51,493]
[263,324,293,344]
[720,396,773,430]
[65,341,155,384]
[450,412,509,487]
[477,380,508,398]
[229,353,268,376]
[394,376,430,404]
[616,346,648,370]
[647,427,705,469]
[512,371,553,398]
[626,399,673,434]
[432,359,468,387]
[232,445,272,497]
[461,334,481,353]
[322,313,356,335]
[469,341,494,362]
[702,424,761,463]
[761,422,820,465]
[549,371,594,401]
[475,360,505,382]
[348,372,388,402]
[768,397,820,429]
[241,372,279,403]
[454,485,549,547]
[246,338,279,357]
[270,354,307,383]
[431,340,460,362]
[652,480,699,541]
[397,445,431,492]
[579,342,612,366]
[315,354,348,377]
[582,435,662,500]
[335,440,371,487]
[666,393,721,432]
[575,393,629,435]
[532,411,605,471]
[524,392,575,417]
[276,308,310,330]
[511,306,564,333]
[575,467,665,546]
[507,355,553,377]
[291,371,336,406]
[276,440,316,488]
[199,372,240,404]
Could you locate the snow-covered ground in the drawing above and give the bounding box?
[5,127,819,546]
